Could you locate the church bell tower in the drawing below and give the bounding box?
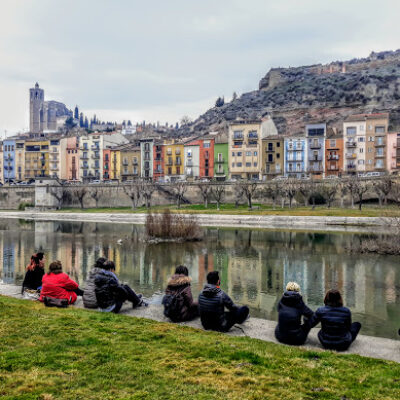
[29,82,44,133]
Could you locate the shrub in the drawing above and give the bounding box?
[18,202,34,210]
[145,209,202,241]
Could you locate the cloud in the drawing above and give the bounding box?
[1,0,400,134]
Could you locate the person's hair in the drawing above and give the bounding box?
[175,265,188,276]
[324,289,343,307]
[48,261,62,275]
[27,252,45,271]
[103,260,116,271]
[36,252,44,260]
[286,282,300,292]
[207,271,220,285]
[95,257,107,269]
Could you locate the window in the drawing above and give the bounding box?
[253,162,257,167]
[268,143,273,151]
[376,160,384,168]
[359,148,364,153]
[376,137,384,145]
[347,127,357,135]
[277,153,280,159]
[368,136,374,142]
[330,139,336,147]
[358,137,365,142]
[375,126,385,133]
[237,152,242,156]
[376,148,384,156]
[187,150,192,157]
[245,162,251,167]
[237,162,242,167]
[277,142,280,147]
[232,163,235,167]
[246,151,251,156]
[254,151,257,156]
[203,142,210,148]
[358,160,364,165]
[268,154,273,162]
[368,159,373,164]
[233,130,243,139]
[232,152,235,157]
[368,147,373,153]
[218,153,223,161]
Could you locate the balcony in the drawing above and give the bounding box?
[122,160,129,166]
[5,156,13,162]
[215,158,224,163]
[175,149,181,155]
[309,143,321,149]
[347,164,356,170]
[233,134,244,140]
[91,145,100,151]
[166,161,173,166]
[375,153,385,158]
[328,154,339,160]
[309,156,323,161]
[50,165,58,171]
[50,159,59,163]
[132,160,138,165]
[328,166,339,171]
[186,161,193,167]
[310,167,323,173]
[80,155,89,160]
[375,141,385,147]
[175,160,182,166]
[248,142,258,147]
[346,141,357,147]
[346,153,356,159]
[265,147,274,152]
[166,150,172,156]
[81,164,89,169]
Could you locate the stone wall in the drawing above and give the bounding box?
[0,187,35,210]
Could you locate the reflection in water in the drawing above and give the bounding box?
[1,219,400,339]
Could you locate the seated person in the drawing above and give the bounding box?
[83,257,107,309]
[40,261,83,305]
[310,289,361,352]
[198,271,249,332]
[22,252,45,293]
[275,281,314,345]
[94,260,147,313]
[163,265,198,322]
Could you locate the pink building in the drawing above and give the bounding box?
[386,132,399,173]
[65,137,80,181]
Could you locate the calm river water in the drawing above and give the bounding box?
[1,218,399,339]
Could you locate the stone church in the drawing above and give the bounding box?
[29,83,72,134]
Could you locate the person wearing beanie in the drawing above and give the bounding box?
[82,257,107,308]
[275,281,314,346]
[94,260,147,313]
[40,261,83,305]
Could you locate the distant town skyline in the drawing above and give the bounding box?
[1,0,400,135]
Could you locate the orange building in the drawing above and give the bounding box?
[65,137,80,181]
[198,136,214,178]
[325,131,344,177]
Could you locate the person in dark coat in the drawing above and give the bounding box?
[94,260,147,313]
[22,252,45,293]
[310,289,361,351]
[83,257,107,308]
[163,265,198,322]
[198,271,249,332]
[275,282,314,345]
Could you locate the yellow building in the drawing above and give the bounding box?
[15,139,25,181]
[119,143,141,181]
[229,118,278,180]
[24,139,50,179]
[109,148,121,180]
[163,140,185,181]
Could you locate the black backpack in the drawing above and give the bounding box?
[162,291,185,322]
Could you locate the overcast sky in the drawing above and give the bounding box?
[0,0,399,135]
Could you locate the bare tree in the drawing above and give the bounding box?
[298,181,311,207]
[308,178,320,210]
[262,181,282,210]
[90,188,103,208]
[197,183,212,208]
[141,181,156,209]
[348,176,369,211]
[49,187,70,209]
[172,181,188,209]
[72,187,87,209]
[211,184,225,210]
[373,175,393,207]
[338,181,347,208]
[321,180,340,208]
[237,181,258,209]
[282,178,298,208]
[123,180,142,209]
[180,115,192,126]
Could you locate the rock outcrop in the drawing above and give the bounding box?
[180,49,400,137]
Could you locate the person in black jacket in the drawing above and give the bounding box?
[22,252,45,293]
[275,282,314,345]
[310,289,361,351]
[198,271,249,332]
[94,261,147,313]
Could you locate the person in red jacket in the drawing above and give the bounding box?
[40,261,83,305]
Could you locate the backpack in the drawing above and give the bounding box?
[162,291,185,322]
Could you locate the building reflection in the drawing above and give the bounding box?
[1,220,400,338]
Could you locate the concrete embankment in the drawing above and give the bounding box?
[0,211,396,232]
[1,283,399,363]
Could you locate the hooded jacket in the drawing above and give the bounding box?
[198,284,237,331]
[94,270,120,309]
[22,266,45,291]
[39,272,79,304]
[82,267,103,308]
[310,305,353,348]
[275,291,314,340]
[164,274,197,321]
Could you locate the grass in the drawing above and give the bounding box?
[1,296,400,400]
[37,203,400,217]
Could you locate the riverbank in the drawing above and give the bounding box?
[1,294,400,400]
[0,210,397,232]
[1,283,400,363]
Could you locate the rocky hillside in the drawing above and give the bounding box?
[181,49,400,137]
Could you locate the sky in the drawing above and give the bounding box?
[0,0,400,136]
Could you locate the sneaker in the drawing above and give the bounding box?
[138,299,149,307]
